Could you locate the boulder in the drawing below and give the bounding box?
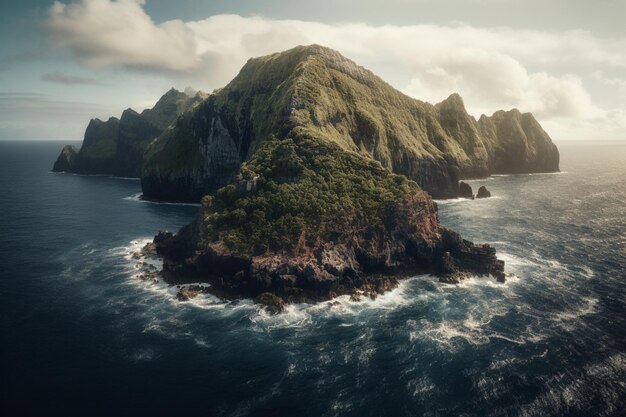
[52,145,79,172]
[256,293,286,314]
[459,181,474,199]
[476,186,492,198]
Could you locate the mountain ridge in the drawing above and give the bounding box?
[52,88,207,177]
[141,45,558,201]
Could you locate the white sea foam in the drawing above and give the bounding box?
[434,195,504,205]
[407,293,512,351]
[115,237,596,353]
[433,197,469,204]
[249,277,421,331]
[408,376,436,397]
[491,171,567,178]
[116,239,249,318]
[497,252,537,268]
[553,296,599,323]
[528,171,568,176]
[123,193,201,206]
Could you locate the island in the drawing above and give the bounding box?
[54,45,560,311]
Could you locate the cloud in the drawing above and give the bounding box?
[43,0,626,139]
[42,71,104,85]
[404,53,604,120]
[593,71,626,97]
[46,0,198,72]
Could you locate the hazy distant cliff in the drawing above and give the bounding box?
[141,45,559,201]
[52,88,206,177]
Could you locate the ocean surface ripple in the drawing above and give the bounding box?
[1,140,624,416]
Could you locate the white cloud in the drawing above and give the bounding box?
[44,0,626,139]
[46,0,198,71]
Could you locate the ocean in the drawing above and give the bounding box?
[1,140,624,416]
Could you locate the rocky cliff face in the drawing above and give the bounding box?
[141,45,559,202]
[141,97,243,201]
[477,109,560,174]
[52,145,79,172]
[51,88,207,177]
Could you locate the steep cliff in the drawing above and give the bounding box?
[52,145,80,172]
[477,109,560,174]
[142,45,559,201]
[51,88,207,177]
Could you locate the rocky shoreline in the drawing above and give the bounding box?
[139,226,505,314]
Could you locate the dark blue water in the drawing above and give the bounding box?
[1,140,625,416]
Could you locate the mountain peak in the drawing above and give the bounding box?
[437,93,466,111]
[257,44,345,62]
[237,44,374,88]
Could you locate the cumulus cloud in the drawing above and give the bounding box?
[404,54,604,120]
[44,0,626,139]
[46,0,197,72]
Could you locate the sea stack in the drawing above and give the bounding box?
[459,181,474,199]
[476,186,492,198]
[52,145,79,172]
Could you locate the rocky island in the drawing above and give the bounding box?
[56,45,560,311]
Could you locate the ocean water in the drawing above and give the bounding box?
[1,140,624,416]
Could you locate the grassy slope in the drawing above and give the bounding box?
[79,118,119,161]
[143,45,474,189]
[203,134,429,255]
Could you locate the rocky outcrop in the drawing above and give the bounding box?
[477,109,560,175]
[151,136,506,307]
[141,45,559,202]
[176,285,209,301]
[152,214,505,305]
[459,181,474,199]
[52,145,79,172]
[51,88,207,177]
[437,228,504,283]
[141,98,242,201]
[255,293,286,314]
[476,186,491,198]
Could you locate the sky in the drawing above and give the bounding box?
[0,0,625,140]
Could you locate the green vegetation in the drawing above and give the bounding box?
[142,110,204,175]
[80,135,117,160]
[142,45,477,200]
[209,45,469,165]
[142,88,207,130]
[202,133,421,254]
[141,44,557,206]
[79,118,119,161]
